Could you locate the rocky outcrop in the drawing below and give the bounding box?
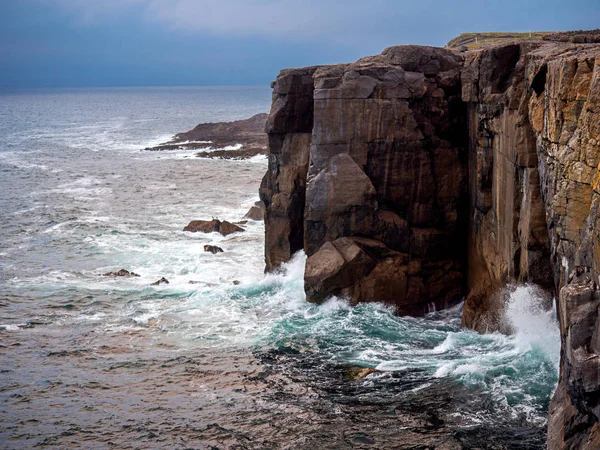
[458,40,600,448]
[261,47,468,314]
[183,219,244,236]
[147,113,268,159]
[150,277,169,285]
[259,67,316,271]
[204,245,224,254]
[261,39,600,447]
[548,273,600,450]
[530,45,600,450]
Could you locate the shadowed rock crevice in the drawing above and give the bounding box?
[259,68,317,271]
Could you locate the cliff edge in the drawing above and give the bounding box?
[260,38,600,448]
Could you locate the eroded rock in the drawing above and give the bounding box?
[183,219,244,236]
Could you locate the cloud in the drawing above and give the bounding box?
[43,0,402,45]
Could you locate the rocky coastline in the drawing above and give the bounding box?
[260,33,600,448]
[146,113,268,159]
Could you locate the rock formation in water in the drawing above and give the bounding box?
[260,47,468,315]
[260,34,600,448]
[147,113,268,159]
[183,219,245,236]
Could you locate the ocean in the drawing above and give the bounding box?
[0,86,560,449]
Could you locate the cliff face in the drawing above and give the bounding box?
[461,43,556,332]
[462,42,600,448]
[262,46,468,314]
[530,45,600,450]
[260,41,600,447]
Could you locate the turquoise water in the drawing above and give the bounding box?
[0,87,559,448]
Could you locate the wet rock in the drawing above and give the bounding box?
[243,201,265,221]
[103,269,140,278]
[146,113,268,159]
[151,277,169,286]
[549,275,600,450]
[232,280,241,285]
[345,366,381,380]
[259,39,600,447]
[183,219,244,236]
[204,245,224,254]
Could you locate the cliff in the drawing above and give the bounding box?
[260,39,600,448]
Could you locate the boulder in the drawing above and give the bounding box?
[243,200,266,220]
[183,219,244,236]
[305,237,410,308]
[103,269,140,278]
[204,245,224,254]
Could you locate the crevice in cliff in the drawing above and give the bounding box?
[490,44,521,94]
[531,64,547,95]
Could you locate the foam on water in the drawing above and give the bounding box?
[0,87,560,446]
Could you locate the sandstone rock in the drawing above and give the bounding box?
[103,269,140,278]
[204,245,224,254]
[548,274,600,450]
[263,45,467,313]
[243,201,265,220]
[151,277,169,286]
[260,40,600,447]
[183,219,244,236]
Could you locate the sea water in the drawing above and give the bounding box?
[0,87,559,449]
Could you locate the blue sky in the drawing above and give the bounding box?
[1,0,599,88]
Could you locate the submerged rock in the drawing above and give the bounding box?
[150,277,169,286]
[183,219,244,236]
[204,245,224,254]
[103,269,140,278]
[188,281,218,287]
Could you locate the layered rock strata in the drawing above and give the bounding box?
[261,40,600,448]
[462,41,600,448]
[261,46,469,314]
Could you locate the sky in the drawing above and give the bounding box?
[1,0,599,88]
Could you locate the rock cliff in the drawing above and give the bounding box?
[462,41,600,448]
[260,39,600,448]
[261,46,468,315]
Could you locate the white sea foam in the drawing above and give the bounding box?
[0,324,27,331]
[504,284,560,369]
